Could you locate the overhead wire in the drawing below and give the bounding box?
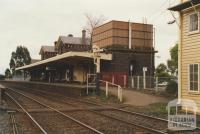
[148,0,178,24]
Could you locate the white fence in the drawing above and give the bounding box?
[128,76,177,91]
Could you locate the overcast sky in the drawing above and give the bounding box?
[0,0,179,75]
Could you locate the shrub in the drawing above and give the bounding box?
[166,80,178,95]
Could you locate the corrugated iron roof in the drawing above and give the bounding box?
[39,46,57,54]
[60,36,91,45]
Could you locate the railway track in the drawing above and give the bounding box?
[5,88,103,134]
[7,86,169,134]
[5,88,152,134]
[24,88,168,133]
[5,85,200,134]
[8,111,19,134]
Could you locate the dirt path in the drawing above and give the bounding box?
[102,87,168,106]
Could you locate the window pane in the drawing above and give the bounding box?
[190,64,193,73]
[190,74,194,82]
[194,64,198,73]
[190,14,199,32]
[194,82,198,91]
[190,82,194,90]
[194,74,198,81]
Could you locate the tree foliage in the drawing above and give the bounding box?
[156,63,167,74]
[9,46,31,74]
[166,80,178,96]
[167,44,178,76]
[155,63,170,77]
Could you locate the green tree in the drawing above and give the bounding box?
[5,68,12,78]
[156,63,167,74]
[9,46,31,74]
[155,63,170,77]
[167,44,178,76]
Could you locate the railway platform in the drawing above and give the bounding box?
[0,80,87,97]
[1,80,168,106]
[101,87,168,106]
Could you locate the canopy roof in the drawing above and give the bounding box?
[16,51,112,70]
[168,0,200,11]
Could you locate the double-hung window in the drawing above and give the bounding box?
[189,64,199,92]
[189,13,199,33]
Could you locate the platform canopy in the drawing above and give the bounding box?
[16,51,112,70]
[168,0,200,11]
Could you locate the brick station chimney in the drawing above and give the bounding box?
[54,41,57,51]
[82,30,86,45]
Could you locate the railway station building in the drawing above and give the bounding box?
[17,20,156,87]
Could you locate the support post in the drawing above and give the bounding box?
[143,67,147,89]
[87,74,89,95]
[93,45,104,96]
[118,86,120,100]
[112,75,115,84]
[137,76,140,89]
[155,77,158,92]
[120,87,123,102]
[129,20,132,49]
[96,73,100,95]
[23,70,25,81]
[123,75,126,88]
[106,82,108,97]
[143,72,146,89]
[0,88,1,104]
[131,76,134,88]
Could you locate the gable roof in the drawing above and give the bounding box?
[59,36,91,45]
[39,46,57,54]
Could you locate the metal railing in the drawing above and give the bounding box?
[86,74,97,95]
[99,80,123,102]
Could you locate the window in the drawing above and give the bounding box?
[189,64,199,91]
[189,13,199,33]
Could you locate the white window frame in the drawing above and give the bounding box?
[188,63,200,93]
[188,12,200,34]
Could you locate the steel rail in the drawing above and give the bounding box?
[5,92,48,134]
[10,114,18,134]
[9,86,200,133]
[12,115,19,134]
[67,95,200,132]
[19,88,167,134]
[7,88,103,134]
